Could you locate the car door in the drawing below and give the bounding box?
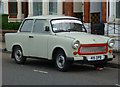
[19,19,34,56]
[28,19,49,59]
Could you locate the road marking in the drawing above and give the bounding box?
[115,84,120,87]
[33,69,48,74]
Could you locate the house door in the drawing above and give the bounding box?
[91,13,100,34]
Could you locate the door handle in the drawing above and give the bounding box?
[29,36,34,38]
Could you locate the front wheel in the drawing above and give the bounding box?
[54,50,71,72]
[13,46,26,64]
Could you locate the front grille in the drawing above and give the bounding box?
[79,44,108,55]
[80,46,106,53]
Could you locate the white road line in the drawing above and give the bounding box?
[33,69,48,74]
[115,84,120,87]
[33,70,38,72]
[38,71,48,74]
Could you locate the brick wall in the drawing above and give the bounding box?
[102,1,106,23]
[84,0,90,23]
[64,0,73,16]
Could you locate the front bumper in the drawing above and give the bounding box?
[67,55,115,65]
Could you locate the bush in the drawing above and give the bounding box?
[0,15,2,28]
[1,14,21,30]
[1,14,8,29]
[2,22,21,30]
[8,22,21,30]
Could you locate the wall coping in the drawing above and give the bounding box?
[0,30,17,34]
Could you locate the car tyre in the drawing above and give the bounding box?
[54,50,71,72]
[13,46,26,64]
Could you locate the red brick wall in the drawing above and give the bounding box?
[64,0,73,16]
[22,1,28,18]
[102,1,106,23]
[63,0,106,23]
[84,0,90,23]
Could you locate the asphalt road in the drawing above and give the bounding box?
[2,52,119,85]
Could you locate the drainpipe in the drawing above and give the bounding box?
[100,0,102,23]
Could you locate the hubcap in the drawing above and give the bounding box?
[15,50,22,62]
[56,55,65,69]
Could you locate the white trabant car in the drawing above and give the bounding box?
[5,15,115,71]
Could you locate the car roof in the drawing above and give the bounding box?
[25,15,78,20]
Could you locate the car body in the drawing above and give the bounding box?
[5,15,115,71]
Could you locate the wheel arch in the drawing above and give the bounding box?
[52,47,66,60]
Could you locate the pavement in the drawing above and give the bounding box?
[0,34,119,69]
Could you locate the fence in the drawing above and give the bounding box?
[106,21,120,36]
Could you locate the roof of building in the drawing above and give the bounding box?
[25,15,78,20]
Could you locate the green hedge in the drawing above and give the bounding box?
[8,22,21,30]
[2,22,21,30]
[0,15,2,29]
[1,14,8,29]
[1,14,21,30]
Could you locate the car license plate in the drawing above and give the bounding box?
[87,55,105,61]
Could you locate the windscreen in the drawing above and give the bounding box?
[51,19,86,33]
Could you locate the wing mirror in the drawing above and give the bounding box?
[45,26,50,31]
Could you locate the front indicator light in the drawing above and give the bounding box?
[109,50,113,53]
[73,52,78,55]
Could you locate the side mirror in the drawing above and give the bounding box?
[45,26,50,31]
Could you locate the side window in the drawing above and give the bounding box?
[33,20,46,33]
[20,20,33,32]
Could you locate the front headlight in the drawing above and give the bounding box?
[72,40,80,49]
[108,38,115,48]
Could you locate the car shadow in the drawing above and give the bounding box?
[22,58,96,72]
[3,53,106,72]
[69,64,95,72]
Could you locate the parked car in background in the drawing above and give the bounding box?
[5,15,115,71]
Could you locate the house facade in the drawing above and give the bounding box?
[0,0,120,35]
[0,0,83,22]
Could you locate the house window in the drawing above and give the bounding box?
[8,1,17,18]
[116,1,120,18]
[49,0,57,15]
[0,1,2,14]
[33,2,42,16]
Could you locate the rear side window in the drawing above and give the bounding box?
[20,20,34,32]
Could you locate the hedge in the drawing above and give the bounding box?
[2,22,21,30]
[8,22,21,30]
[1,14,21,30]
[1,14,8,29]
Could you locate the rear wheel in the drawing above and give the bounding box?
[13,46,26,64]
[54,50,71,72]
